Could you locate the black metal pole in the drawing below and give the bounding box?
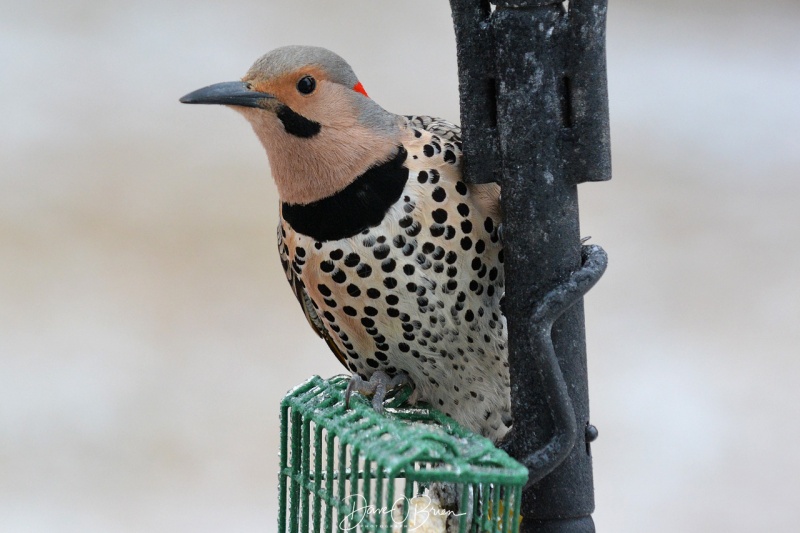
[448,1,610,531]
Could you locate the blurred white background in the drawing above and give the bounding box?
[2,0,799,531]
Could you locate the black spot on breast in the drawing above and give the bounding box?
[366,358,379,368]
[432,209,448,224]
[387,307,400,317]
[444,150,456,164]
[364,306,378,317]
[417,170,428,183]
[367,288,381,299]
[422,242,435,254]
[344,253,360,267]
[330,249,343,260]
[399,216,413,228]
[373,244,390,260]
[460,237,473,250]
[320,261,334,273]
[423,144,434,157]
[318,284,332,296]
[384,277,397,289]
[393,235,406,248]
[403,264,415,275]
[406,282,417,293]
[432,187,446,202]
[430,225,445,237]
[323,311,336,322]
[361,317,375,327]
[461,220,473,233]
[356,264,372,278]
[332,270,347,284]
[346,284,361,297]
[343,306,357,316]
[381,258,396,273]
[475,240,486,254]
[386,294,399,305]
[445,251,458,264]
[406,222,422,237]
[445,226,457,240]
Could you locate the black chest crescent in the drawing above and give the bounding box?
[281,147,409,242]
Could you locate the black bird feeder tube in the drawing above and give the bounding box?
[448,1,611,531]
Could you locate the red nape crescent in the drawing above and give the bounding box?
[353,81,368,97]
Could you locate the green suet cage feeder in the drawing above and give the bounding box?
[279,375,528,532]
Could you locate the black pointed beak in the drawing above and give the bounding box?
[179,81,275,108]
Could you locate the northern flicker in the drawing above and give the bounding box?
[181,46,511,442]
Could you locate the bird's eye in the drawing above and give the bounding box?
[296,75,316,95]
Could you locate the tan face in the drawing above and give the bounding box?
[236,67,401,206]
[245,66,329,118]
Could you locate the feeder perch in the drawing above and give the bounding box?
[279,375,529,532]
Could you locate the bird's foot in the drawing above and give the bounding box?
[345,371,415,414]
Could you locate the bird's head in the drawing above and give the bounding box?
[181,46,402,205]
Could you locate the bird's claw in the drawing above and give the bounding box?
[345,370,415,414]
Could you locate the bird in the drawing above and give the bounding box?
[181,46,511,443]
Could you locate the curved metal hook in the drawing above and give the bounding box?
[503,244,607,488]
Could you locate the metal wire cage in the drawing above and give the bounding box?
[279,375,528,533]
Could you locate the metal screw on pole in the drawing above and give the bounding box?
[448,1,611,531]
